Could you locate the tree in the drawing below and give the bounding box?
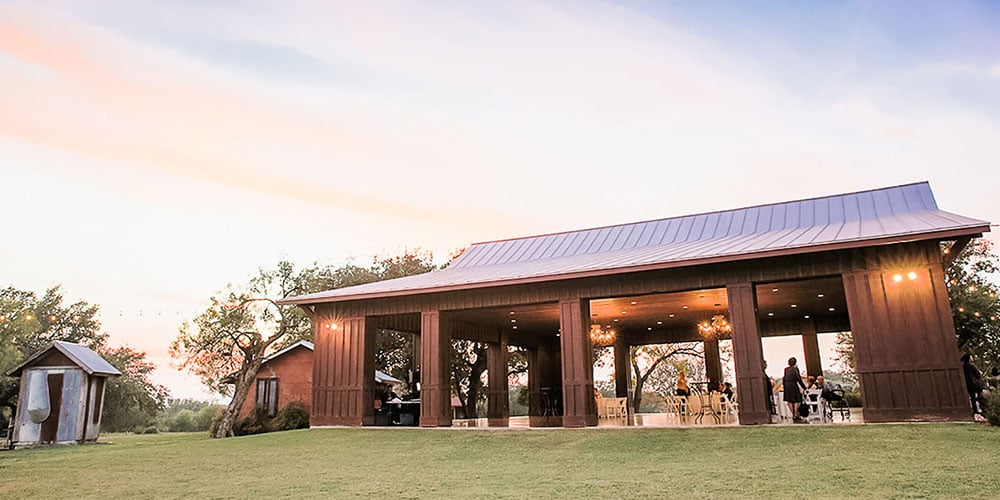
[451,340,488,418]
[945,239,1000,371]
[171,261,317,438]
[630,343,702,412]
[172,252,437,438]
[99,346,170,432]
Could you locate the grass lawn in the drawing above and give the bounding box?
[1,424,998,499]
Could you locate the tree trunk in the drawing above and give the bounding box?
[214,358,263,438]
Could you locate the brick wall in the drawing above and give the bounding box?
[238,346,313,418]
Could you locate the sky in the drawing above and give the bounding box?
[2,0,998,400]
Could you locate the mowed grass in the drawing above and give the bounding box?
[1,424,999,499]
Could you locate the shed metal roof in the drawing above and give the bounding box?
[5,341,122,377]
[282,182,990,305]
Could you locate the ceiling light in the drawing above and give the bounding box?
[513,326,518,329]
[907,271,918,280]
[510,311,515,315]
[682,306,688,310]
[771,288,779,293]
[828,307,835,312]
[790,304,797,308]
[669,314,675,318]
[657,321,663,325]
[647,327,652,331]
[613,318,618,322]
[630,301,637,305]
[817,294,824,298]
[804,315,810,319]
[893,274,903,282]
[511,319,516,323]
[767,312,774,317]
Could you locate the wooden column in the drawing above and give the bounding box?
[613,335,630,400]
[727,283,770,425]
[310,316,375,426]
[842,242,969,422]
[486,332,509,427]
[559,298,597,428]
[800,319,823,378]
[420,310,452,427]
[704,338,722,391]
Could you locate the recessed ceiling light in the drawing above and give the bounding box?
[682,306,688,310]
[510,311,515,315]
[657,321,663,325]
[828,307,835,312]
[771,288,779,293]
[804,315,810,319]
[647,327,652,331]
[790,304,797,308]
[630,301,637,305]
[513,326,518,329]
[669,314,675,318]
[613,318,619,322]
[511,319,516,323]
[817,294,824,298]
[698,294,705,299]
[767,312,774,317]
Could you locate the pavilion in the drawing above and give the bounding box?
[281,182,990,427]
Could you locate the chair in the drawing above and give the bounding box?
[804,389,825,423]
[613,397,628,419]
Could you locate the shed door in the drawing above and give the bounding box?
[40,373,64,443]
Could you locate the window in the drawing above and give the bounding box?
[255,378,279,417]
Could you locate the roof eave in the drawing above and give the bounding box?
[280,225,988,306]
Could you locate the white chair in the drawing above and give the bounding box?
[613,397,628,418]
[804,389,826,423]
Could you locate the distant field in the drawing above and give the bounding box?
[1,424,998,499]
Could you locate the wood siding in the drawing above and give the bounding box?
[310,317,374,426]
[419,311,452,427]
[727,283,769,425]
[842,243,969,422]
[559,298,597,427]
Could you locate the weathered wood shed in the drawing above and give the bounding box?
[6,341,121,447]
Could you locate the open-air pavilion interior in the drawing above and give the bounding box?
[282,182,990,428]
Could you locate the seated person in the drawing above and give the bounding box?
[387,391,402,424]
[721,382,734,399]
[676,372,690,396]
[806,375,817,390]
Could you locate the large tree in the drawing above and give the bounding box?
[172,253,437,438]
[629,342,703,411]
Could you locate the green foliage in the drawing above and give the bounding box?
[141,426,159,434]
[233,407,271,436]
[272,402,310,431]
[984,391,1000,426]
[629,342,703,411]
[100,346,170,432]
[155,399,223,432]
[945,239,1000,371]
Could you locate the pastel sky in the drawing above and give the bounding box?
[2,0,998,399]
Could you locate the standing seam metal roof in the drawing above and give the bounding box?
[282,182,989,305]
[5,340,122,377]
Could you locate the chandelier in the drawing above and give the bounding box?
[590,324,616,347]
[697,314,732,340]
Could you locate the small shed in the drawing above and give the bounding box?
[5,341,121,447]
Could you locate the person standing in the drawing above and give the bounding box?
[783,357,807,423]
[962,354,986,415]
[763,360,775,416]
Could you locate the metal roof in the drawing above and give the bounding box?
[282,182,990,305]
[5,341,122,377]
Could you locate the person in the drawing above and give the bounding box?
[763,360,775,416]
[676,371,690,397]
[961,354,986,415]
[783,357,808,423]
[806,375,817,390]
[721,382,734,399]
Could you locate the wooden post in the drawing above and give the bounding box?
[613,334,630,401]
[559,298,597,428]
[420,310,452,427]
[487,332,509,427]
[800,319,823,378]
[310,316,375,426]
[704,338,722,391]
[842,243,970,422]
[727,283,770,425]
